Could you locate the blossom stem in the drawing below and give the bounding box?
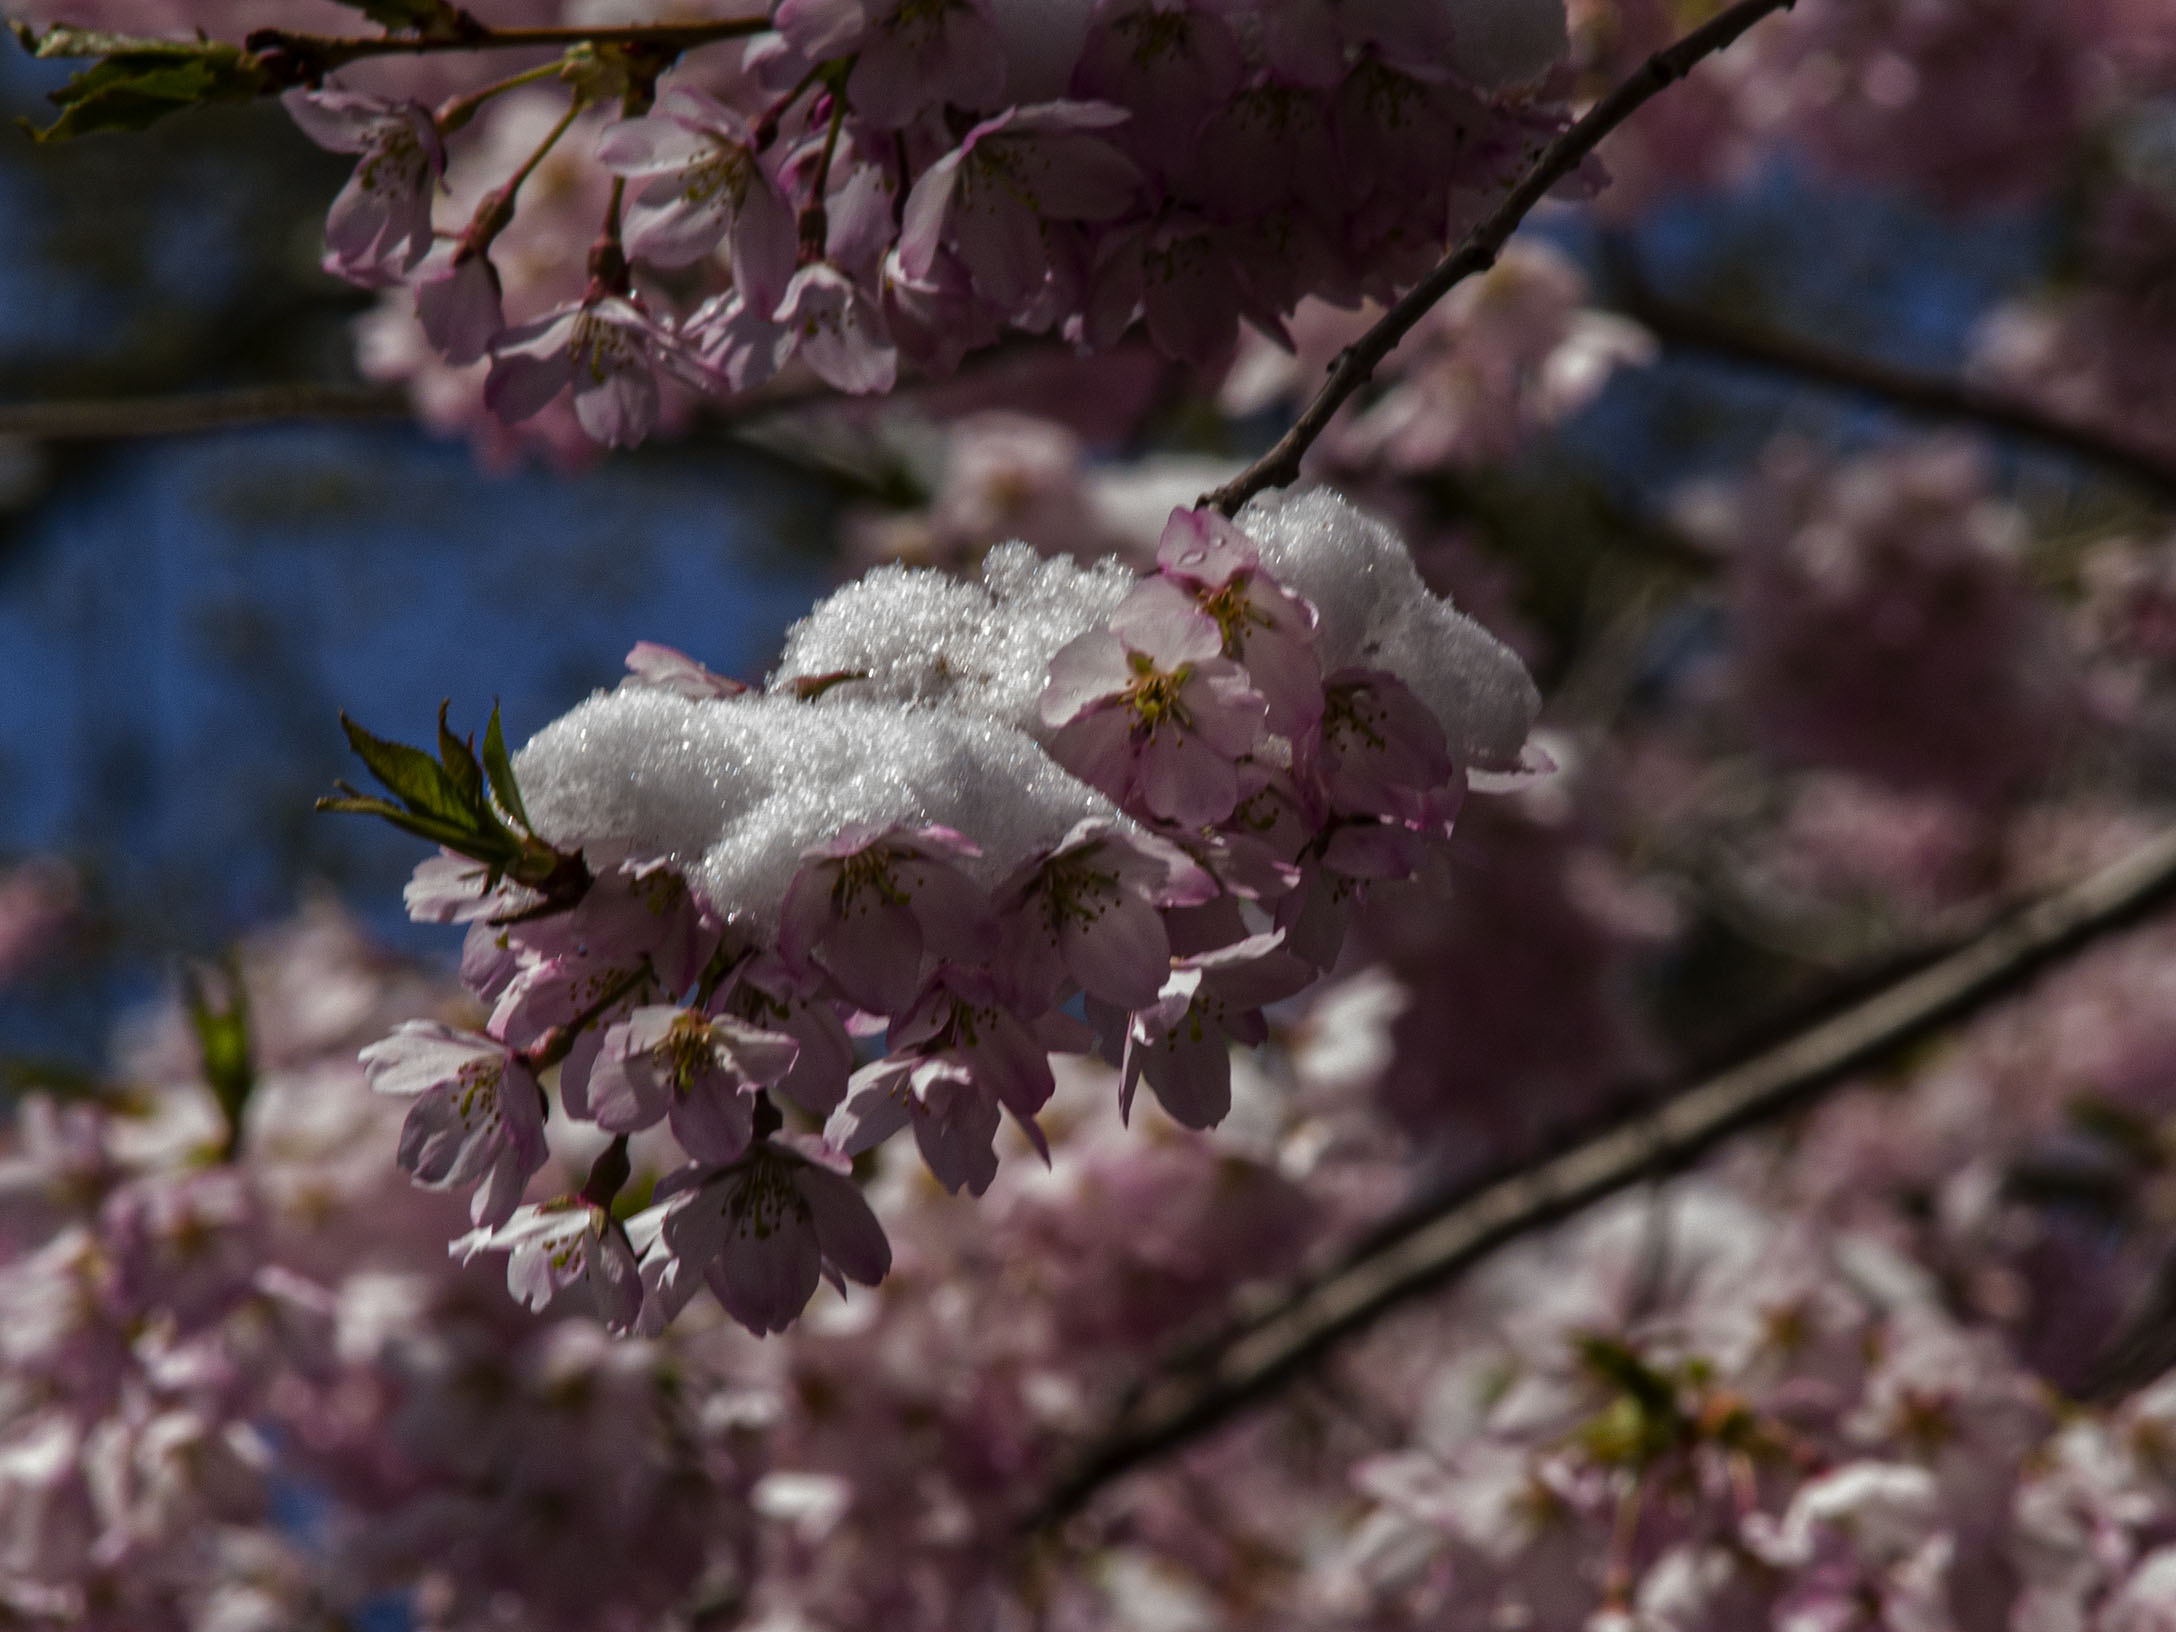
[466,93,584,253]
[522,959,654,1072]
[797,80,850,259]
[579,1135,632,1209]
[433,58,568,136]
[1199,0,1799,517]
[753,62,825,153]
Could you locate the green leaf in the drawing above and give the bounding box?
[481,703,533,832]
[183,958,254,1160]
[12,27,273,142]
[341,712,475,828]
[435,700,488,818]
[315,793,500,855]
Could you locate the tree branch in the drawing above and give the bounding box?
[1028,819,2176,1528]
[1616,282,2176,500]
[244,17,769,76]
[0,384,408,439]
[1200,0,1798,518]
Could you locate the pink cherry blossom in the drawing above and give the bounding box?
[900,101,1141,311]
[359,1022,548,1226]
[484,296,727,449]
[597,89,797,317]
[1121,930,1313,1128]
[487,858,714,1058]
[1041,579,1270,827]
[772,262,900,393]
[1155,507,1324,738]
[411,244,505,367]
[646,1139,890,1334]
[282,89,443,288]
[778,0,1009,130]
[778,824,994,1015]
[827,1050,1003,1193]
[1313,668,1459,820]
[712,952,858,1117]
[586,1005,801,1164]
[452,1196,643,1329]
[998,818,1218,1010]
[1072,1,1243,165]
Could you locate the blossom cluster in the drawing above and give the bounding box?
[354,489,1539,1336]
[223,0,1584,456]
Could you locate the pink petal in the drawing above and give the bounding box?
[796,1166,891,1286]
[1047,707,1138,804]
[1061,889,1172,1010]
[1139,726,1240,827]
[1142,1033,1232,1129]
[1041,628,1133,726]
[709,1213,821,1334]
[668,1073,757,1164]
[1109,577,1224,666]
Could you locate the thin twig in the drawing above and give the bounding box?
[0,384,408,439]
[245,17,768,75]
[1618,283,2176,500]
[1200,0,1798,517]
[1028,819,2176,1527]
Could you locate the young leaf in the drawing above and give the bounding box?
[436,700,488,818]
[341,713,476,828]
[182,958,254,1161]
[315,793,499,855]
[481,703,533,832]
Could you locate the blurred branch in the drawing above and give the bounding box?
[244,17,769,74]
[1201,0,1798,517]
[1615,280,2176,500]
[0,384,406,439]
[1030,819,2176,1528]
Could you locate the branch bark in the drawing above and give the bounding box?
[1618,284,2176,500]
[0,385,408,440]
[243,17,769,75]
[1028,820,2176,1528]
[1199,0,1799,518]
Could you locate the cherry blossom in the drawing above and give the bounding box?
[597,89,797,314]
[1041,577,1271,827]
[999,818,1218,1010]
[1121,930,1313,1128]
[778,823,994,1014]
[485,296,728,449]
[453,1197,643,1327]
[281,89,443,287]
[643,1137,890,1333]
[359,1022,548,1226]
[586,1004,801,1162]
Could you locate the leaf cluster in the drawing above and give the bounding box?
[11,25,273,142]
[10,1,469,141]
[318,704,588,902]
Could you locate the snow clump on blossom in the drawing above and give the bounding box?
[364,487,1540,1337]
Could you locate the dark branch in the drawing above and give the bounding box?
[1617,283,2176,500]
[0,384,408,439]
[1029,820,2176,1527]
[1200,0,1799,517]
[245,17,769,76]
